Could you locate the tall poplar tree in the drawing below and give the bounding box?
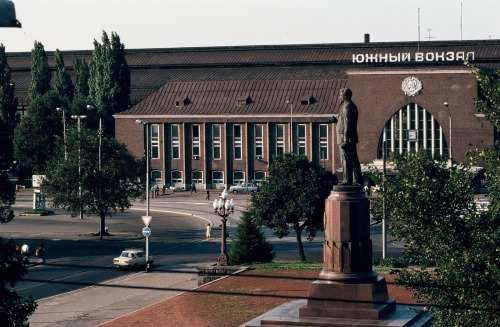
[28,41,51,100]
[14,41,63,174]
[0,44,17,224]
[88,31,130,137]
[73,57,89,100]
[0,44,18,170]
[53,49,74,104]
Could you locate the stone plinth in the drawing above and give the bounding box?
[299,185,396,321]
[242,185,432,326]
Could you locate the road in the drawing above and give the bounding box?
[2,188,403,326]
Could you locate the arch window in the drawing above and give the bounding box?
[171,170,183,183]
[151,170,162,185]
[212,171,224,185]
[378,103,448,158]
[233,171,245,184]
[254,171,266,183]
[192,170,203,184]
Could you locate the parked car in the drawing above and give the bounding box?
[229,182,260,194]
[113,249,152,268]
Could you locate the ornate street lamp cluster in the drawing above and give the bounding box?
[212,188,235,266]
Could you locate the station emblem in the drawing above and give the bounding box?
[402,76,422,96]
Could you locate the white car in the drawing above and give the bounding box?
[229,182,260,194]
[113,249,152,268]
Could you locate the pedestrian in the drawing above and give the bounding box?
[206,223,212,240]
[190,182,197,194]
[35,239,44,258]
[21,243,29,255]
[206,189,210,200]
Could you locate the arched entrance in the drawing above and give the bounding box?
[377,103,448,159]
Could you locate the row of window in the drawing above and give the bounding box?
[148,123,330,161]
[151,169,267,186]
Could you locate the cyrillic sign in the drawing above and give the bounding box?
[352,52,475,63]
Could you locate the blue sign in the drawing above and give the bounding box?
[142,227,151,237]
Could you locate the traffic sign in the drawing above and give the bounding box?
[142,227,151,237]
[141,215,152,227]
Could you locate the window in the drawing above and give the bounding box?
[276,124,285,156]
[151,170,162,185]
[171,124,180,159]
[151,124,159,159]
[234,125,242,160]
[254,171,266,183]
[233,171,245,184]
[213,124,221,160]
[171,170,183,183]
[377,103,448,158]
[319,124,328,160]
[254,124,263,157]
[297,124,306,155]
[192,125,200,157]
[192,170,203,184]
[212,171,224,185]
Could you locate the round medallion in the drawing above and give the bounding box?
[402,76,422,96]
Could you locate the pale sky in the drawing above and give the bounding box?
[1,0,499,52]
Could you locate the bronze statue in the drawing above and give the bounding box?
[334,88,363,186]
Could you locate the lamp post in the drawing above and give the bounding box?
[135,119,152,264]
[287,100,293,153]
[382,140,387,259]
[213,188,235,266]
[71,114,87,220]
[56,107,67,160]
[444,102,452,167]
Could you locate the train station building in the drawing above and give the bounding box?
[8,39,499,190]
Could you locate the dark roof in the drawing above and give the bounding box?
[121,69,347,117]
[7,40,500,113]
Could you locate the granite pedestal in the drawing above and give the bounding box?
[243,185,432,326]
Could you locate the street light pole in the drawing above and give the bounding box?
[136,119,151,264]
[71,114,87,220]
[213,188,235,266]
[382,140,387,259]
[287,100,293,153]
[56,107,67,160]
[444,102,452,167]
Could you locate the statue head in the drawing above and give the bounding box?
[340,88,353,101]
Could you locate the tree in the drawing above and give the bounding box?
[42,127,144,239]
[13,92,63,174]
[249,153,337,262]
[0,44,18,170]
[229,210,275,265]
[0,44,18,223]
[28,41,51,100]
[73,57,90,100]
[378,150,500,326]
[53,50,74,104]
[88,31,130,136]
[0,237,37,326]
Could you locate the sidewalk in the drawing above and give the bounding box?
[30,263,213,327]
[10,188,248,327]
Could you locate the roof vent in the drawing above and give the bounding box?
[300,95,317,105]
[236,95,253,106]
[364,33,370,43]
[175,96,191,107]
